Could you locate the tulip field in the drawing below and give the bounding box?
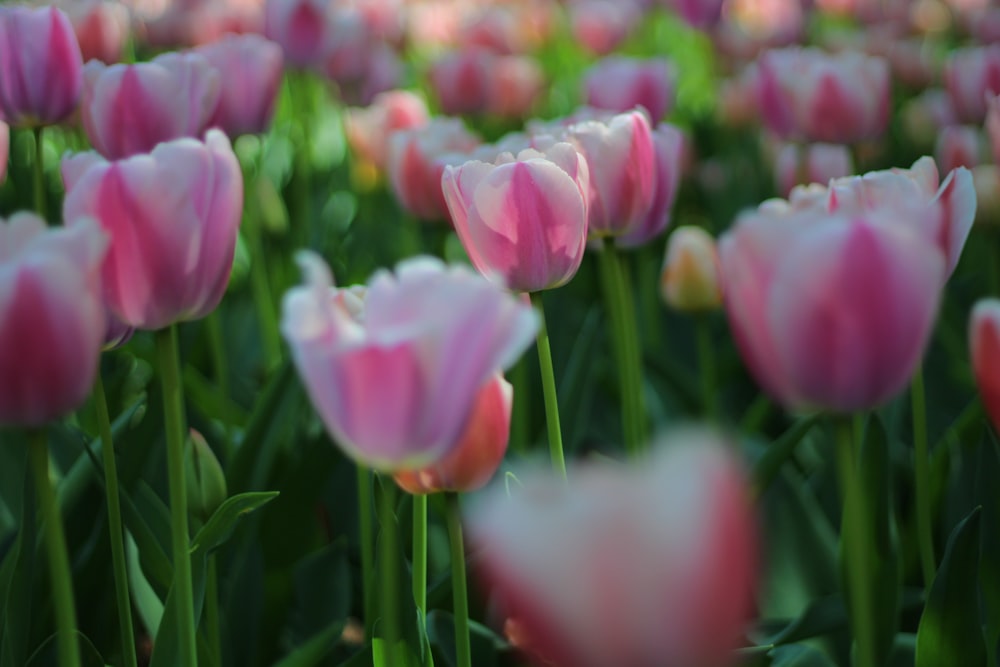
[4,0,1000,666]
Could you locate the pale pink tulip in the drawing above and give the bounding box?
[345,90,430,170]
[280,253,538,470]
[0,6,83,127]
[665,0,725,29]
[61,130,242,330]
[935,125,983,175]
[618,122,685,247]
[264,0,329,68]
[569,0,639,56]
[467,430,757,667]
[986,94,1000,164]
[583,56,676,123]
[774,142,854,197]
[945,45,1000,123]
[62,0,130,64]
[429,48,544,118]
[971,299,1000,433]
[442,142,590,292]
[81,52,221,159]
[0,214,107,426]
[195,33,284,138]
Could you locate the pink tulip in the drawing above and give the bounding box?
[0,214,107,427]
[264,0,329,68]
[195,33,284,138]
[756,47,889,144]
[583,56,676,123]
[935,125,983,175]
[718,169,956,412]
[971,299,1000,433]
[664,0,725,29]
[986,94,1000,164]
[0,6,83,127]
[81,52,221,159]
[394,374,513,494]
[61,129,243,330]
[345,90,430,170]
[773,142,854,197]
[617,122,685,248]
[442,142,590,292]
[280,253,538,470]
[563,110,656,239]
[945,46,1000,123]
[0,120,8,185]
[901,89,957,148]
[467,430,758,667]
[569,0,639,56]
[387,117,481,222]
[63,0,130,65]
[429,48,544,118]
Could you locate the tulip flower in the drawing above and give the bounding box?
[467,429,757,667]
[61,129,243,330]
[665,0,725,29]
[773,142,853,197]
[971,299,1000,432]
[756,47,889,144]
[280,253,538,470]
[63,0,129,65]
[569,0,639,56]
[0,213,107,427]
[345,90,430,171]
[429,48,544,118]
[617,122,685,247]
[387,117,480,222]
[195,33,284,138]
[0,6,83,127]
[935,125,982,175]
[718,179,953,413]
[394,374,513,494]
[582,56,676,123]
[264,0,329,68]
[0,120,8,185]
[441,142,590,292]
[661,226,722,312]
[944,45,1000,123]
[80,52,221,159]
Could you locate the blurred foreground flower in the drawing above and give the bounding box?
[467,429,757,667]
[582,56,676,123]
[971,299,1000,433]
[0,214,107,426]
[62,129,243,329]
[281,253,538,471]
[945,45,1000,123]
[394,374,512,494]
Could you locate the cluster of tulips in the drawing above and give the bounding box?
[3,0,1000,666]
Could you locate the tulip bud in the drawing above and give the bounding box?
[661,226,723,312]
[394,375,512,494]
[185,430,228,523]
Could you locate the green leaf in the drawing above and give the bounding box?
[426,611,507,667]
[288,542,350,643]
[148,553,208,667]
[768,644,838,667]
[765,595,847,647]
[916,507,985,667]
[751,415,821,496]
[270,621,343,667]
[25,631,108,667]
[977,430,1000,665]
[117,481,173,596]
[190,491,280,555]
[1,447,35,667]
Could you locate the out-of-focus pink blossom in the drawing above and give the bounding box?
[971,299,1000,433]
[428,48,545,118]
[664,0,725,29]
[583,56,676,122]
[986,94,1000,164]
[345,90,430,170]
[264,0,329,68]
[467,429,758,667]
[944,45,1000,123]
[901,89,957,148]
[62,0,130,64]
[195,34,283,138]
[773,142,854,197]
[714,0,803,60]
[661,226,723,312]
[569,0,639,56]
[935,125,983,175]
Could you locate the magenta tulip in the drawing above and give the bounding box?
[583,56,676,123]
[442,141,590,292]
[971,299,1000,434]
[0,6,83,127]
[64,0,129,65]
[195,33,284,138]
[264,0,328,68]
[467,430,757,667]
[81,52,221,159]
[61,129,243,330]
[280,253,538,470]
[0,214,107,426]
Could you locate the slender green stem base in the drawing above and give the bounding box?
[696,315,716,419]
[911,367,936,590]
[243,167,283,372]
[95,375,138,667]
[510,358,530,455]
[598,242,646,456]
[155,326,198,666]
[33,126,46,220]
[357,466,374,636]
[530,293,567,479]
[206,556,221,667]
[412,494,428,616]
[376,476,401,666]
[29,429,81,667]
[445,493,471,667]
[835,419,876,667]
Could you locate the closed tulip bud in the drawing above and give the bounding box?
[195,34,284,138]
[442,142,590,292]
[774,142,854,197]
[281,253,538,470]
[0,214,107,426]
[185,429,228,523]
[467,430,758,667]
[0,6,83,127]
[394,375,512,494]
[63,0,130,65]
[62,130,243,330]
[569,0,638,56]
[345,90,430,171]
[583,56,676,123]
[81,52,221,159]
[935,125,983,174]
[971,300,1000,433]
[617,122,685,248]
[945,45,1000,123]
[264,0,329,68]
[661,226,722,312]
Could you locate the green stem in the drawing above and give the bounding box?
[530,293,567,480]
[598,243,647,456]
[357,466,375,636]
[205,312,232,458]
[29,429,81,667]
[243,168,283,372]
[206,556,221,667]
[445,493,471,667]
[33,126,46,220]
[510,358,530,455]
[376,476,401,665]
[412,493,428,616]
[835,418,876,667]
[696,315,715,419]
[155,326,198,667]
[95,375,138,667]
[911,367,936,590]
